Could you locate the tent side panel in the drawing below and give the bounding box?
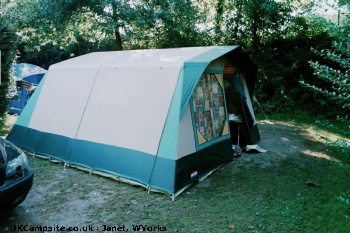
[35,133,74,161]
[146,156,176,192]
[76,67,180,156]
[177,103,196,159]
[69,140,176,193]
[8,124,176,193]
[181,46,238,116]
[7,125,75,161]
[156,68,183,160]
[6,125,41,152]
[174,138,232,192]
[28,67,99,139]
[23,73,45,84]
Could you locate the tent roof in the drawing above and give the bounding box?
[51,46,240,69]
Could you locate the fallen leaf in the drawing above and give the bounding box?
[228,224,235,229]
[131,200,138,205]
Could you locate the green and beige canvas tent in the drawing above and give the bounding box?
[7,46,262,199]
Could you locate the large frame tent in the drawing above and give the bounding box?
[7,46,261,198]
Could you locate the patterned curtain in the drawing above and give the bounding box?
[192,73,226,144]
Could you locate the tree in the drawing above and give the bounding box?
[4,0,107,68]
[0,17,18,130]
[223,0,293,49]
[301,23,350,113]
[213,0,334,114]
[5,0,204,69]
[141,0,203,48]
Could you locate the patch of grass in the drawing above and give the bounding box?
[256,112,349,137]
[256,112,350,166]
[159,155,350,233]
[16,149,350,233]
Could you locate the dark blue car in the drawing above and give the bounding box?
[0,137,33,209]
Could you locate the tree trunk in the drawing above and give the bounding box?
[233,0,243,41]
[112,1,123,51]
[114,27,123,51]
[215,0,224,32]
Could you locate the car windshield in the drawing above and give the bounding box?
[0,138,21,161]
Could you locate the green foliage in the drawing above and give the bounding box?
[149,0,203,48]
[0,17,18,129]
[220,0,294,48]
[253,20,333,114]
[124,0,204,49]
[1,0,349,120]
[7,0,205,68]
[317,132,350,160]
[301,24,350,113]
[212,1,336,116]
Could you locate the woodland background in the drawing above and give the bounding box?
[1,0,350,128]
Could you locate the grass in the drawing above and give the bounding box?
[256,111,350,138]
[21,146,350,232]
[179,158,348,232]
[256,111,350,164]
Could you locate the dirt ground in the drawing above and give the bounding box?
[0,115,342,232]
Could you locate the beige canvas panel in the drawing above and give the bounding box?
[222,120,229,136]
[240,75,257,124]
[197,129,207,145]
[75,66,181,155]
[28,67,99,138]
[177,103,196,159]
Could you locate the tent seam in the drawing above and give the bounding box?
[147,70,182,193]
[66,68,101,161]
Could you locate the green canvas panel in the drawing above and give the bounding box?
[68,140,176,193]
[7,125,74,162]
[6,125,42,152]
[180,46,239,117]
[35,133,74,161]
[156,69,184,160]
[7,124,177,193]
[16,73,48,127]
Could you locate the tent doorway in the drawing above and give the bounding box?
[223,64,241,150]
[223,63,262,152]
[223,64,239,116]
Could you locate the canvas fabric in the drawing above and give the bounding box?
[7,46,256,195]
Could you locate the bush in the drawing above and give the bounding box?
[300,23,350,118]
[0,18,18,130]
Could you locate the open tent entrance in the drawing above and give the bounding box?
[223,64,241,151]
[223,64,239,115]
[223,63,262,152]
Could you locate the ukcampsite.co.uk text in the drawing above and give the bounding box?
[11,224,167,232]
